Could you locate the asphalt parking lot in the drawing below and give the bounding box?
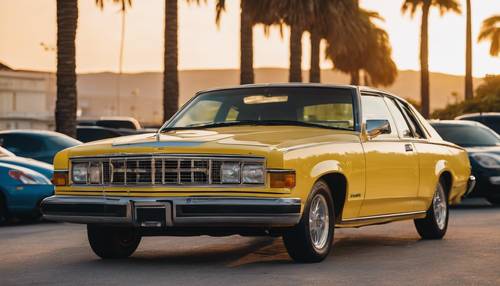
[0,199,499,286]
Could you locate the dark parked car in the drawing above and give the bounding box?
[0,130,81,164]
[0,146,53,179]
[76,126,128,143]
[455,112,500,134]
[78,116,142,130]
[430,120,500,205]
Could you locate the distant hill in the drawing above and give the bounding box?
[77,68,481,125]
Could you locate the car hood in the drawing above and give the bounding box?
[465,146,500,156]
[0,156,54,179]
[65,126,360,158]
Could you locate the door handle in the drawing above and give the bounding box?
[405,144,413,152]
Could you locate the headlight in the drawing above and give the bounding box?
[242,164,264,184]
[88,162,101,184]
[471,153,500,169]
[221,162,241,184]
[72,163,88,184]
[8,170,51,185]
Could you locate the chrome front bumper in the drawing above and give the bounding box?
[41,195,302,228]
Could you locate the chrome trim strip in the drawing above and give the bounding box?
[41,195,301,227]
[266,169,295,173]
[341,210,426,223]
[69,153,266,160]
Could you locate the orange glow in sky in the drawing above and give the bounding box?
[0,0,499,77]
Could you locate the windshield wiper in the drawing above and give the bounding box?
[162,120,352,132]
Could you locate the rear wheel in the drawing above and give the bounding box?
[0,193,8,225]
[414,181,448,239]
[87,224,141,259]
[283,180,335,263]
[486,197,500,206]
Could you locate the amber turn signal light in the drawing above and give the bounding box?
[269,171,296,188]
[52,171,68,186]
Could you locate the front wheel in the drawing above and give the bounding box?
[283,180,335,263]
[0,194,8,225]
[414,181,449,239]
[87,224,141,259]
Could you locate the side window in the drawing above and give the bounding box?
[384,97,413,138]
[361,95,398,139]
[396,100,426,139]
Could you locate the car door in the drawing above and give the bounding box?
[359,93,420,217]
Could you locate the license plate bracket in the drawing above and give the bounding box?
[134,202,172,228]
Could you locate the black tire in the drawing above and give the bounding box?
[87,224,141,259]
[0,193,8,225]
[486,197,500,206]
[414,180,449,239]
[283,180,335,263]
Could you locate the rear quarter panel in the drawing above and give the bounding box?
[413,141,470,209]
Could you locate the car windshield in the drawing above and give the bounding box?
[432,124,500,147]
[163,87,355,131]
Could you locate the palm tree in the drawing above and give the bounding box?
[269,1,311,83]
[216,0,280,84]
[95,0,132,115]
[163,0,178,121]
[464,0,473,100]
[307,0,359,83]
[163,0,206,121]
[478,15,500,57]
[326,9,397,87]
[402,0,461,118]
[55,0,78,137]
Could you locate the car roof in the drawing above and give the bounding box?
[0,129,65,136]
[429,120,486,127]
[195,83,410,103]
[455,112,500,119]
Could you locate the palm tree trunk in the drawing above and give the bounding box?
[309,29,320,83]
[289,23,303,82]
[420,1,431,118]
[350,70,360,85]
[240,0,254,85]
[55,0,78,138]
[465,0,473,100]
[116,10,126,116]
[163,0,179,122]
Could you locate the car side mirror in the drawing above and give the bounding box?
[366,119,391,139]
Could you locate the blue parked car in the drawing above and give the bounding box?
[0,162,54,223]
[0,130,81,164]
[0,146,53,179]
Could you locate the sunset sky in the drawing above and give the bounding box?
[0,0,499,77]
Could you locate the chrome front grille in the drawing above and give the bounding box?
[70,155,264,186]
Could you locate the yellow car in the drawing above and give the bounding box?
[41,84,475,262]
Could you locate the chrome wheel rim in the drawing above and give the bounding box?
[433,185,447,230]
[309,194,330,250]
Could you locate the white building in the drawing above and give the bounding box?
[0,66,56,130]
